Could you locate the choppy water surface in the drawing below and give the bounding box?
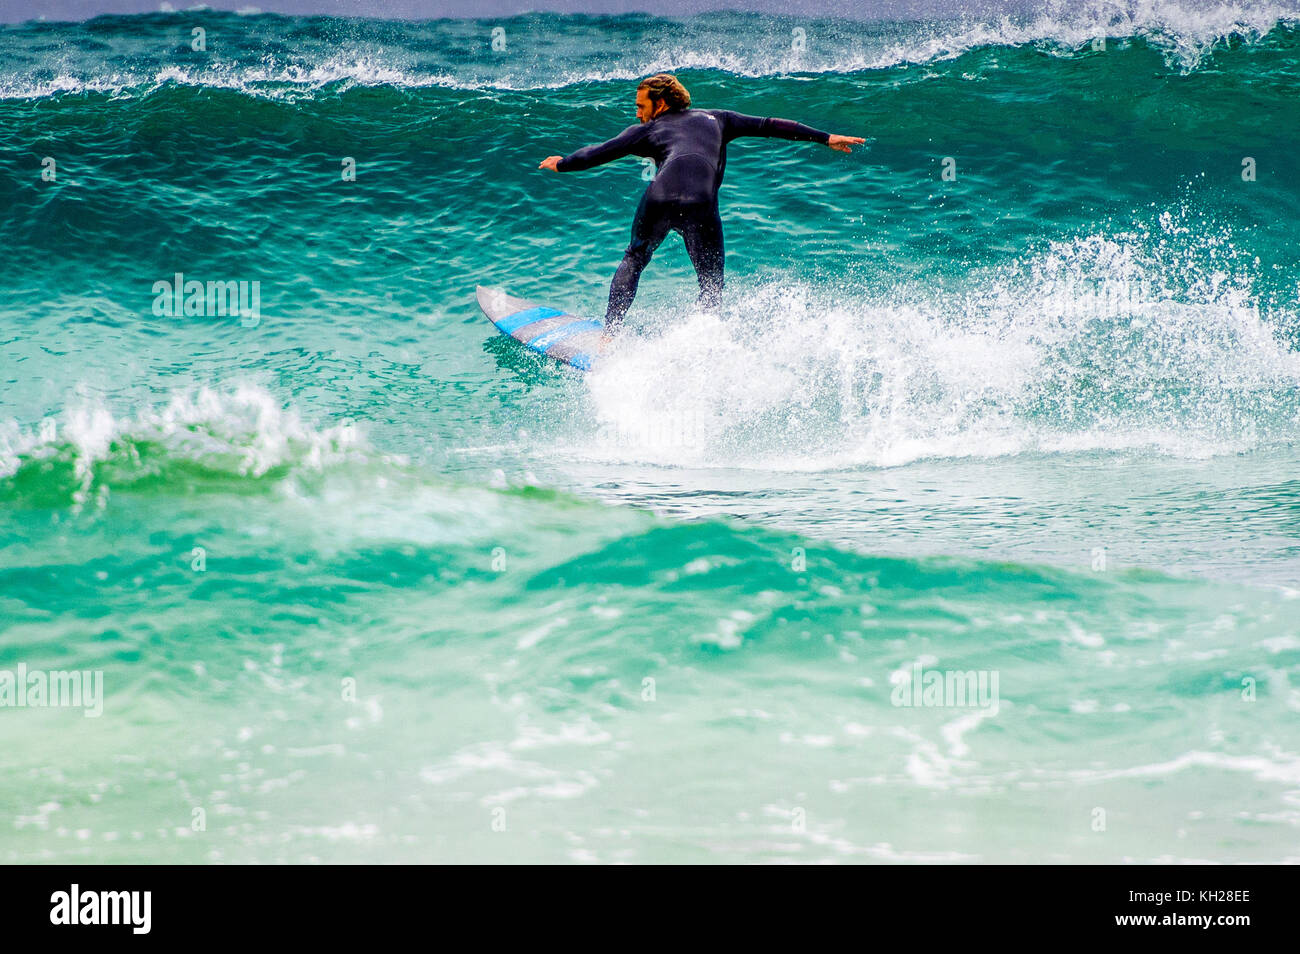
[2,2,1299,862]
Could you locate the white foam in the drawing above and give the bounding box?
[866,0,1298,73]
[0,383,366,506]
[2,1,1294,100]
[572,207,1300,471]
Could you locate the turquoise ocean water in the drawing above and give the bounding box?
[2,3,1300,862]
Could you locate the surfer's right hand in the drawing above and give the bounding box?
[827,135,866,153]
[539,156,563,171]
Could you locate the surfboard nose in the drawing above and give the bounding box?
[478,285,542,322]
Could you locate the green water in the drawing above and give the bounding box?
[2,6,1299,862]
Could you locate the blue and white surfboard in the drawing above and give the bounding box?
[476,285,604,371]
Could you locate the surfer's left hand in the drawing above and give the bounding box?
[539,155,563,171]
[827,135,866,153]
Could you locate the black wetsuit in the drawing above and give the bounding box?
[556,107,832,330]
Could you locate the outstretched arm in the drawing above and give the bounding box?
[539,123,647,173]
[713,109,865,152]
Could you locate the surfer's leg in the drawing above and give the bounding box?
[606,196,672,332]
[681,204,725,310]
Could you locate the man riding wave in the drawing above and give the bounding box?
[540,73,865,337]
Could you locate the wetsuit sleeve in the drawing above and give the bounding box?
[715,109,831,145]
[556,123,648,172]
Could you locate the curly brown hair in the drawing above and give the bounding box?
[637,73,691,112]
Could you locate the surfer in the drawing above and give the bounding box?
[540,73,865,340]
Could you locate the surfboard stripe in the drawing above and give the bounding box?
[513,315,578,343]
[476,286,600,372]
[545,347,597,368]
[545,330,603,364]
[495,306,565,334]
[531,320,604,353]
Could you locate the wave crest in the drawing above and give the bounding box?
[574,205,1300,470]
[2,3,1296,100]
[0,385,368,508]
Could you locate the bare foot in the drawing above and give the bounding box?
[597,333,614,354]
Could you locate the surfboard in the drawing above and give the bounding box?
[476,285,604,371]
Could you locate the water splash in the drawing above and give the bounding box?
[575,207,1300,469]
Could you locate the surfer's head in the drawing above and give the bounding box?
[636,73,690,122]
